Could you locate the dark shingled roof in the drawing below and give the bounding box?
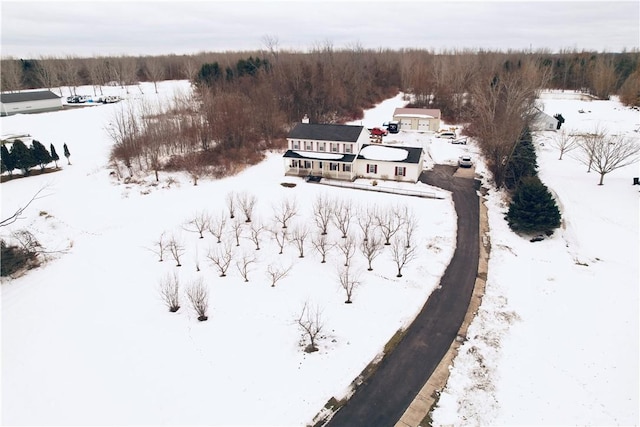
[1,91,61,104]
[357,144,424,164]
[288,123,364,142]
[283,150,357,163]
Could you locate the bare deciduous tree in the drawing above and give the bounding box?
[549,129,579,160]
[356,206,375,242]
[168,235,185,267]
[337,263,360,304]
[390,237,418,278]
[237,192,257,223]
[374,206,405,245]
[150,231,168,262]
[186,278,209,321]
[273,197,298,229]
[266,262,292,287]
[336,234,357,266]
[248,219,266,250]
[401,206,418,248]
[332,199,353,238]
[270,226,288,255]
[158,272,180,312]
[183,211,210,239]
[360,232,383,271]
[230,218,244,246]
[207,240,234,277]
[208,211,227,243]
[296,301,323,353]
[226,191,237,219]
[289,224,310,258]
[236,251,257,282]
[313,194,334,235]
[575,129,640,185]
[311,233,334,263]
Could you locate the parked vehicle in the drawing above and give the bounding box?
[458,155,473,168]
[370,127,388,136]
[387,121,399,133]
[436,131,456,139]
[451,138,468,145]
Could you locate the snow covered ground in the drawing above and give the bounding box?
[1,81,638,426]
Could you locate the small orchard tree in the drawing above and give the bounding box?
[356,206,375,242]
[186,278,209,321]
[266,262,292,287]
[360,233,383,271]
[158,272,180,312]
[273,197,298,229]
[207,211,227,243]
[184,211,211,239]
[230,218,244,246]
[336,234,357,266]
[332,199,353,238]
[296,301,323,353]
[374,205,405,245]
[311,232,334,263]
[506,176,561,234]
[313,193,334,235]
[226,191,237,219]
[550,129,579,160]
[390,237,417,278]
[168,235,185,267]
[207,240,234,277]
[237,191,257,222]
[150,231,168,262]
[289,223,310,258]
[401,206,418,248]
[248,219,265,250]
[337,263,360,304]
[50,143,60,168]
[270,226,288,255]
[576,130,640,185]
[63,143,71,165]
[236,251,257,282]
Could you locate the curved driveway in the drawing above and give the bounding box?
[326,165,480,427]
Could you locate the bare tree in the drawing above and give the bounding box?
[360,232,383,271]
[144,56,165,94]
[270,226,288,255]
[296,301,323,353]
[289,224,310,258]
[313,193,334,235]
[401,206,418,248]
[248,219,266,250]
[337,263,360,304]
[266,262,292,287]
[186,278,209,321]
[332,199,353,238]
[158,272,180,312]
[226,191,237,219]
[390,237,418,278]
[575,129,640,185]
[550,129,579,160]
[168,235,185,267]
[336,234,357,266]
[208,211,227,243]
[207,240,234,277]
[183,211,210,239]
[273,197,298,229]
[150,231,168,262]
[374,206,405,245]
[0,186,48,228]
[311,233,334,263]
[356,206,375,242]
[236,251,257,282]
[237,192,257,222]
[230,218,244,246]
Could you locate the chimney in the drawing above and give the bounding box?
[302,114,309,124]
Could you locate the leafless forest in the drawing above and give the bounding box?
[2,46,638,188]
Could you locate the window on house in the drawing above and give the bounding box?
[292,141,299,150]
[331,143,338,152]
[318,161,323,169]
[291,160,299,168]
[343,164,351,172]
[344,144,352,154]
[367,164,378,174]
[304,161,312,169]
[318,142,326,152]
[330,163,339,171]
[305,142,313,151]
[395,166,406,176]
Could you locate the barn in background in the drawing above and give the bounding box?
[0,90,62,116]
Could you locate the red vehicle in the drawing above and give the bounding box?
[370,127,388,136]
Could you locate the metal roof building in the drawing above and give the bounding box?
[1,90,62,116]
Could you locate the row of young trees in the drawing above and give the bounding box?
[1,140,71,176]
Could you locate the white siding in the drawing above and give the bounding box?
[0,98,62,116]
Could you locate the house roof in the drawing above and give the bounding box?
[357,144,423,164]
[287,123,365,142]
[393,108,441,119]
[1,90,61,104]
[283,150,357,163]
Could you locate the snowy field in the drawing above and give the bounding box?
[1,81,638,426]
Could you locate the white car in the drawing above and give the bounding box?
[436,131,456,139]
[458,155,473,168]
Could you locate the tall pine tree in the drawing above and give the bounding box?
[63,143,71,165]
[10,140,36,176]
[506,176,561,235]
[50,144,60,168]
[1,144,15,176]
[31,140,52,171]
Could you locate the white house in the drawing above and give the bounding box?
[0,90,62,116]
[283,122,424,183]
[392,108,441,132]
[531,107,560,131]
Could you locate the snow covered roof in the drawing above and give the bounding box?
[393,107,441,119]
[357,144,423,164]
[1,90,61,103]
[287,123,365,143]
[282,150,356,163]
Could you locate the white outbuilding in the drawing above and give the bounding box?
[0,90,63,116]
[392,108,441,132]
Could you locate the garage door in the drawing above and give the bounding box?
[417,119,430,131]
[400,119,412,130]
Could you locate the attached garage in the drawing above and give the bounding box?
[392,108,441,133]
[1,90,63,116]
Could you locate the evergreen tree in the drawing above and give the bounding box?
[63,143,71,165]
[506,176,561,235]
[31,140,52,171]
[10,139,36,176]
[1,144,15,176]
[504,128,538,190]
[50,143,60,168]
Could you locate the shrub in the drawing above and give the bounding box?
[1,239,39,276]
[506,176,561,235]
